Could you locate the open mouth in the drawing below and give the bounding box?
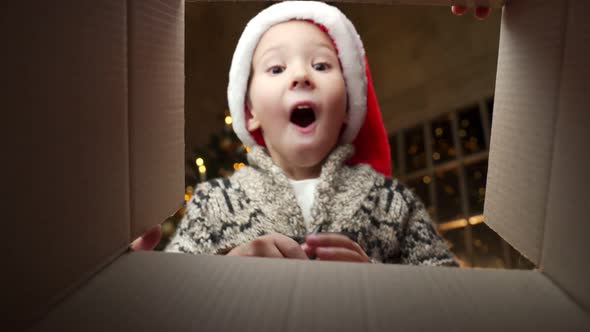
[290,104,316,128]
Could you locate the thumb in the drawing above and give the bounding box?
[130,224,162,251]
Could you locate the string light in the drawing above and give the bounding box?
[435,128,443,137]
[225,115,233,125]
[422,175,431,184]
[198,165,207,174]
[433,152,441,160]
[233,162,246,170]
[196,158,204,166]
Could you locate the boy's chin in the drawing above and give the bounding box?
[286,143,334,166]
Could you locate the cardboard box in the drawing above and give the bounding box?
[5,0,589,330]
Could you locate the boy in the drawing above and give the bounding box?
[161,1,460,266]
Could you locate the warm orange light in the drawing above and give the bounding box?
[225,115,233,125]
[438,218,468,232]
[469,215,485,225]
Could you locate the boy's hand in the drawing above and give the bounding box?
[130,224,162,251]
[226,233,309,259]
[451,5,491,20]
[302,233,371,263]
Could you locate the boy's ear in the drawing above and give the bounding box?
[245,103,261,131]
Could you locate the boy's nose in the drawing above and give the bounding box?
[290,70,314,90]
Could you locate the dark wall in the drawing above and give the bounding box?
[185,2,501,167]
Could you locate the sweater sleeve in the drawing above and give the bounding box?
[164,181,235,255]
[398,189,458,267]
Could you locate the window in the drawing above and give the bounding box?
[395,97,532,269]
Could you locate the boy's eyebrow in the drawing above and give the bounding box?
[314,42,336,52]
[256,46,283,63]
[255,42,338,65]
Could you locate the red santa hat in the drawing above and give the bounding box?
[227,0,391,177]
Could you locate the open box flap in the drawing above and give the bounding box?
[485,0,568,266]
[6,0,184,328]
[31,251,590,331]
[7,2,129,327]
[541,0,590,313]
[127,0,185,241]
[485,0,590,312]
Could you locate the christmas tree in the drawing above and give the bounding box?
[156,114,248,250]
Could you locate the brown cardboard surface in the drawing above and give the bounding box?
[541,0,590,313]
[7,1,129,328]
[484,0,568,265]
[6,0,184,329]
[31,251,590,331]
[128,0,185,241]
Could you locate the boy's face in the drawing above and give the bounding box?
[247,20,347,178]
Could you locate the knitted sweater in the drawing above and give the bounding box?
[165,144,458,266]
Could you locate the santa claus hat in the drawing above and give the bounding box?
[227,0,391,176]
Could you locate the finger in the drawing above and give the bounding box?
[301,243,315,257]
[248,237,285,258]
[315,247,369,263]
[474,6,491,20]
[451,5,468,16]
[305,233,358,252]
[273,234,309,259]
[130,225,161,251]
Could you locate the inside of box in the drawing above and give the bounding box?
[8,0,590,329]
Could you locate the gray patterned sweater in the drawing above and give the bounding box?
[165,144,458,266]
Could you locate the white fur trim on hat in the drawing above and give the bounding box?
[227,1,367,147]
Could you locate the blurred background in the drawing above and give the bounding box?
[157,1,534,269]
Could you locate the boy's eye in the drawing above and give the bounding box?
[312,62,330,71]
[268,66,285,74]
